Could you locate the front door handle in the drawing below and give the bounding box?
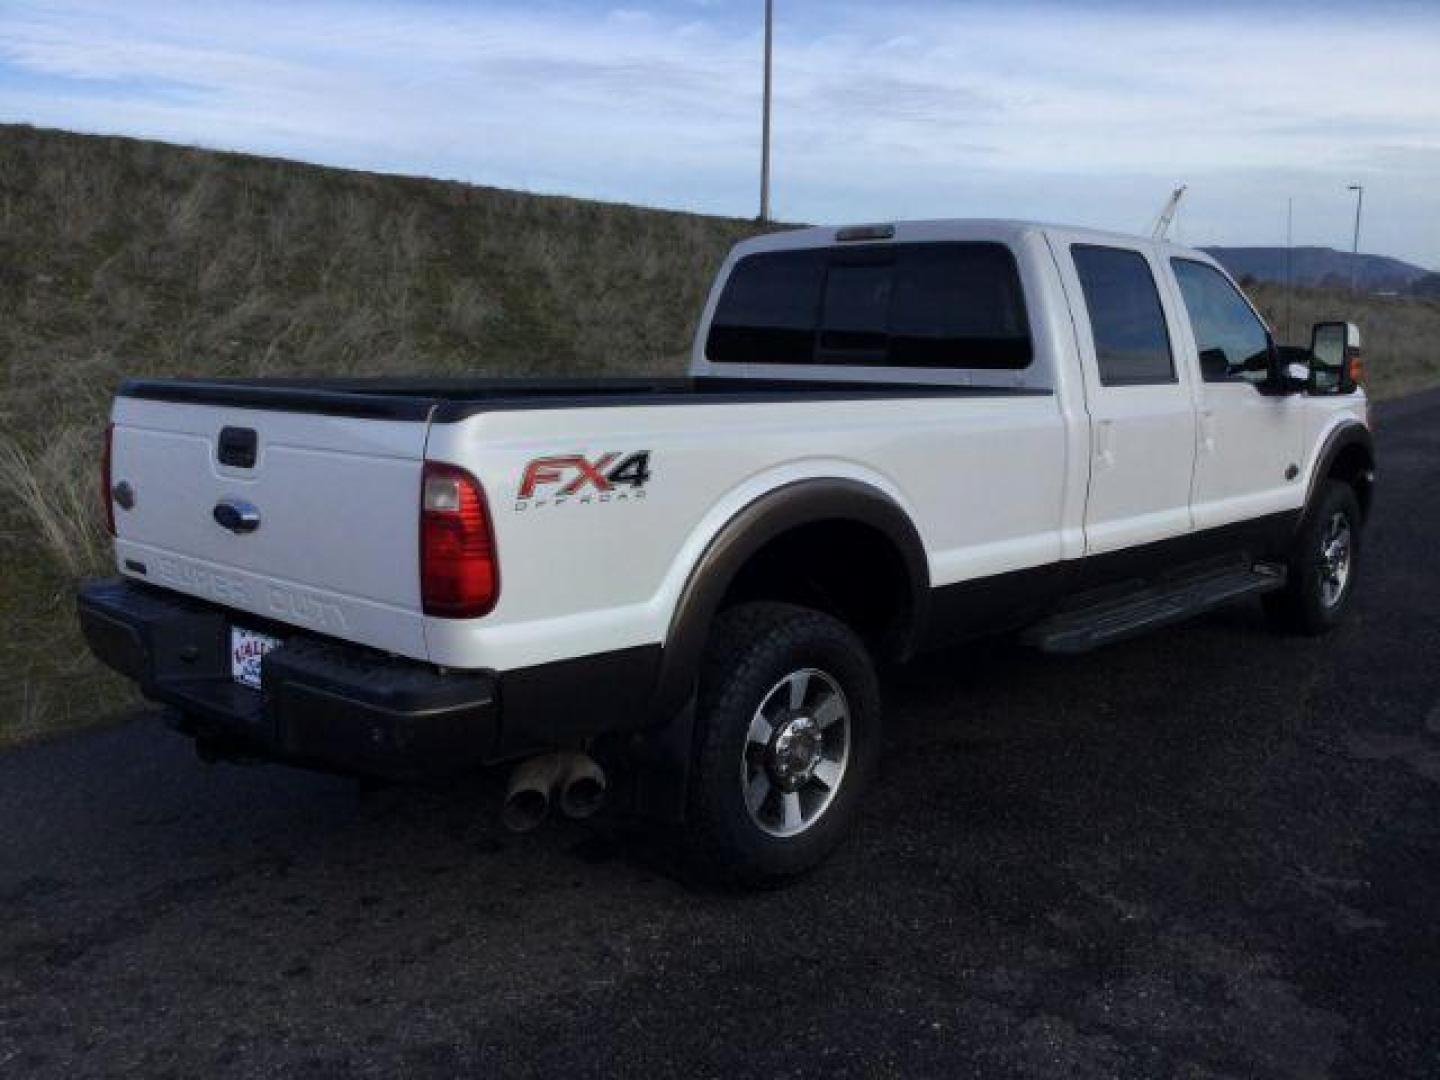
[1095,420,1116,469]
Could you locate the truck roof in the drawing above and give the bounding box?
[733,218,1206,260]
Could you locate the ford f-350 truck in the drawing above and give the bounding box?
[79,220,1374,882]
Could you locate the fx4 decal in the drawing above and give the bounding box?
[516,452,651,508]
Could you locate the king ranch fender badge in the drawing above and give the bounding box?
[515,452,652,509]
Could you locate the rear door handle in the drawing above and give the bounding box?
[1199,410,1217,455]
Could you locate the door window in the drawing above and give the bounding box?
[1170,259,1272,384]
[1071,246,1176,386]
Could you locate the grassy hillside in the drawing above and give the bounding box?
[1246,281,1440,397]
[1,123,1437,745]
[0,124,765,744]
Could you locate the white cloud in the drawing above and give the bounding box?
[0,0,1436,265]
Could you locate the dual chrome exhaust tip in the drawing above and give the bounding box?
[501,750,607,832]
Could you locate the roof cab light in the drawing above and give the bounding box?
[420,462,499,618]
[836,223,896,242]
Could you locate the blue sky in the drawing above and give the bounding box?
[2,0,1437,268]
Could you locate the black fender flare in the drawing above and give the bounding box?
[1302,421,1375,525]
[646,477,930,725]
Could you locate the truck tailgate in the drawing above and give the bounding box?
[110,396,431,660]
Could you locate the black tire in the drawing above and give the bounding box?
[1264,480,1363,635]
[686,602,881,886]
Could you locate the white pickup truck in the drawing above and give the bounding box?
[80,219,1374,882]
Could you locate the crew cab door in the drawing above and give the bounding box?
[1164,257,1308,530]
[1049,235,1197,554]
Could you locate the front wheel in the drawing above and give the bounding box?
[686,602,881,885]
[1264,480,1363,635]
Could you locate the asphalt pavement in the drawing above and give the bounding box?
[3,390,1438,1078]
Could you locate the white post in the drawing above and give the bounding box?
[1347,184,1364,291]
[760,0,773,222]
[1285,197,1294,341]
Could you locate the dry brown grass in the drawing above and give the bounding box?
[1,122,1436,745]
[0,428,109,578]
[1248,281,1440,396]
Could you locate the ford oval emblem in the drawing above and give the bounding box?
[213,498,261,534]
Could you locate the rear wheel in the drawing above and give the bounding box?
[687,602,880,885]
[1264,480,1363,635]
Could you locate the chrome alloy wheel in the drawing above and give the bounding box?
[1318,510,1354,609]
[740,668,850,838]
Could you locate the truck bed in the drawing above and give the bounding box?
[119,375,1047,421]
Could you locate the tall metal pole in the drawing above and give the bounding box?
[1347,183,1364,291]
[1285,197,1294,342]
[759,0,773,222]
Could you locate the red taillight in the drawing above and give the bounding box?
[420,462,498,618]
[101,422,115,537]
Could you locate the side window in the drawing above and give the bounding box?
[705,243,1032,369]
[1170,259,1272,384]
[1071,245,1175,386]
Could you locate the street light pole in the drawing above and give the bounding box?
[1347,183,1364,291]
[759,0,773,222]
[1285,196,1294,342]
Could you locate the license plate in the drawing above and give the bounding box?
[230,626,281,690]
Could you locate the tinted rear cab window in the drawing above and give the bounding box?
[1071,245,1175,387]
[707,242,1032,370]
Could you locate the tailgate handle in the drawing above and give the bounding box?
[213,499,261,534]
[217,426,258,469]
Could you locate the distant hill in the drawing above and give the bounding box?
[1203,246,1430,293]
